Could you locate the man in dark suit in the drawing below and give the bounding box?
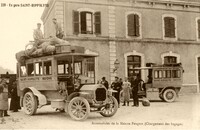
[130,74,141,107]
[100,77,109,89]
[111,77,121,107]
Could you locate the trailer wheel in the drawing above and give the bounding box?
[100,96,118,117]
[23,92,38,115]
[68,97,90,121]
[163,89,176,103]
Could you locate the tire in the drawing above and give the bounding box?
[23,92,38,115]
[163,89,176,103]
[100,96,118,117]
[68,97,90,121]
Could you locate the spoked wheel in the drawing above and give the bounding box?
[163,89,177,103]
[68,97,90,121]
[23,92,38,115]
[100,96,118,117]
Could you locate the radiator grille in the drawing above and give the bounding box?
[95,88,106,101]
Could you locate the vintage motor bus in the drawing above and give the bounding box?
[135,63,183,102]
[16,46,118,121]
[121,63,183,103]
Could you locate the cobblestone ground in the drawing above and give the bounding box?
[0,94,199,130]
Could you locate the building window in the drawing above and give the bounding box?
[197,19,200,40]
[127,55,141,77]
[164,56,177,65]
[73,10,101,35]
[127,14,140,37]
[164,16,176,38]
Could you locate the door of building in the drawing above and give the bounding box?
[127,55,141,78]
[198,57,200,92]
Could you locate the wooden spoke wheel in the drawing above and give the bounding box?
[163,89,177,103]
[100,96,118,117]
[68,97,90,121]
[23,92,38,115]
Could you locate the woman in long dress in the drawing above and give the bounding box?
[122,77,131,106]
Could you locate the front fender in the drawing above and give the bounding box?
[23,87,47,108]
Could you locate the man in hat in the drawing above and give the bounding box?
[130,74,142,107]
[100,77,109,89]
[111,76,122,107]
[33,23,44,46]
[0,77,10,117]
[52,18,64,39]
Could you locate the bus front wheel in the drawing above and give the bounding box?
[23,92,38,115]
[163,89,176,103]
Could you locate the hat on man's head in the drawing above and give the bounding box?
[115,76,119,79]
[52,18,57,20]
[102,77,106,80]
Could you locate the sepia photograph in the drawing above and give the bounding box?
[0,0,200,130]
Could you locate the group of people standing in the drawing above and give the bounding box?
[100,74,142,107]
[0,74,20,123]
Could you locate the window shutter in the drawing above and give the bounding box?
[164,17,170,37]
[128,14,135,36]
[198,19,200,38]
[73,10,79,34]
[94,12,101,35]
[134,14,140,37]
[80,12,87,34]
[169,18,175,38]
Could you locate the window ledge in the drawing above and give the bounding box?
[126,36,142,39]
[163,37,177,41]
[78,34,97,38]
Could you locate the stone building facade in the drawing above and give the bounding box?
[41,0,200,93]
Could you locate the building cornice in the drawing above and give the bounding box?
[64,36,200,45]
[41,0,200,23]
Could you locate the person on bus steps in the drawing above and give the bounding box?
[111,77,121,107]
[130,74,142,107]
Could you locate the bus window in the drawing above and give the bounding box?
[57,60,64,74]
[44,61,52,75]
[83,58,95,83]
[74,62,82,74]
[172,70,180,78]
[65,64,69,74]
[20,65,27,77]
[57,61,70,75]
[35,62,43,76]
[154,70,162,79]
[27,63,34,76]
[163,70,171,78]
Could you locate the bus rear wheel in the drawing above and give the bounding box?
[23,92,38,115]
[163,89,176,103]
